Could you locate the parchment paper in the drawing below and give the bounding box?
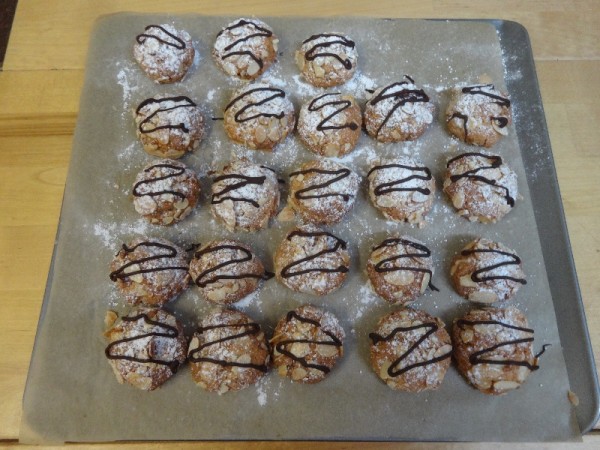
[20,14,581,443]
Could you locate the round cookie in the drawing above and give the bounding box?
[223,83,295,151]
[369,308,452,392]
[443,151,518,224]
[189,239,269,305]
[274,226,350,296]
[134,94,205,159]
[297,92,362,157]
[271,304,345,384]
[366,236,436,305]
[104,307,188,391]
[364,76,435,142]
[288,159,360,225]
[367,157,436,225]
[188,309,270,394]
[450,238,526,304]
[134,24,195,84]
[132,159,200,226]
[109,237,190,306]
[295,32,357,87]
[452,307,539,395]
[446,83,512,147]
[213,18,278,80]
[210,159,280,232]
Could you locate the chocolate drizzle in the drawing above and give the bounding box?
[447,152,515,207]
[367,163,432,196]
[192,243,268,288]
[211,173,267,208]
[109,241,188,282]
[461,247,527,285]
[462,84,511,107]
[302,33,355,70]
[132,163,187,199]
[105,312,182,373]
[370,321,451,377]
[136,96,197,134]
[189,321,268,372]
[368,77,430,137]
[217,19,273,68]
[308,93,359,131]
[225,87,286,123]
[290,167,354,201]
[372,238,438,291]
[456,318,539,370]
[136,25,186,50]
[275,311,342,373]
[280,230,348,279]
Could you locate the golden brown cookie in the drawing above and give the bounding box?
[188,309,270,394]
[297,92,362,157]
[450,238,526,304]
[443,151,518,224]
[132,159,200,226]
[134,24,195,84]
[274,226,350,296]
[366,235,436,305]
[213,18,278,80]
[452,307,540,395]
[295,32,357,87]
[364,76,435,142]
[446,84,512,147]
[367,157,436,225]
[288,159,360,225]
[134,94,205,159]
[369,308,452,392]
[189,239,269,305]
[210,159,280,232]
[104,307,188,391]
[223,83,295,151]
[271,304,345,384]
[109,237,190,306]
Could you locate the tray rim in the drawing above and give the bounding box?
[21,14,600,441]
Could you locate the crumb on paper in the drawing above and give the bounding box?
[568,390,580,406]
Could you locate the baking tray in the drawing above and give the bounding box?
[19,14,599,443]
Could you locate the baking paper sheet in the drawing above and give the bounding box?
[20,14,580,443]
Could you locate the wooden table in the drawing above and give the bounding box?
[1,1,598,448]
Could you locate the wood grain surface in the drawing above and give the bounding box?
[1,1,598,448]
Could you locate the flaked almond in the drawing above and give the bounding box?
[493,380,520,391]
[459,274,478,288]
[280,117,288,128]
[104,310,118,329]
[384,270,415,286]
[461,328,474,343]
[174,198,189,210]
[268,126,281,142]
[277,364,288,377]
[420,273,431,294]
[379,361,392,380]
[236,354,252,365]
[376,195,394,208]
[290,342,310,357]
[434,344,452,358]
[162,215,174,225]
[317,344,339,358]
[272,38,279,52]
[452,192,465,209]
[291,367,308,381]
[255,126,267,143]
[468,290,498,304]
[189,336,200,351]
[246,60,260,77]
[206,288,226,302]
[218,383,230,394]
[391,130,402,141]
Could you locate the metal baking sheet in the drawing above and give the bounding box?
[19,14,598,443]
